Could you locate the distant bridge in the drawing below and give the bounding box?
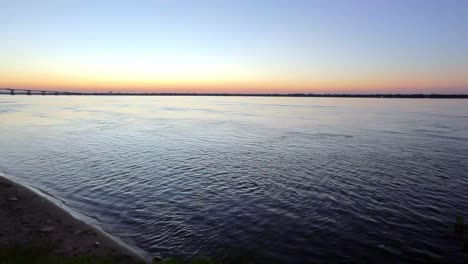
[1,88,467,98]
[0,88,82,95]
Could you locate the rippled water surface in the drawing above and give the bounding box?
[1,96,467,263]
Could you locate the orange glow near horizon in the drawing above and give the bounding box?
[1,68,467,94]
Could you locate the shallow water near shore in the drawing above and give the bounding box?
[1,96,467,263]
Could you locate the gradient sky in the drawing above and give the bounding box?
[1,0,467,93]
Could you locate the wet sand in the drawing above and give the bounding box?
[0,175,148,263]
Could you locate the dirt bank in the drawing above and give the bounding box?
[0,175,148,263]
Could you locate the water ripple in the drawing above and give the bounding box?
[0,96,467,263]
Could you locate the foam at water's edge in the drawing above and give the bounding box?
[0,171,151,262]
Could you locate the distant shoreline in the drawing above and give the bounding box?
[1,90,467,98]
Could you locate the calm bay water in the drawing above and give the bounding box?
[0,96,467,263]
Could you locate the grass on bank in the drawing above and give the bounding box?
[0,245,259,264]
[5,241,465,264]
[0,245,129,264]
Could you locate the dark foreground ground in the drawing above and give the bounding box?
[0,175,148,263]
[0,176,258,264]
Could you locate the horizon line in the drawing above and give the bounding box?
[1,88,467,98]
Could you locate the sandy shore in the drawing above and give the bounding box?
[0,175,149,263]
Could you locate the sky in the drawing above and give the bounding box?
[1,0,467,94]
